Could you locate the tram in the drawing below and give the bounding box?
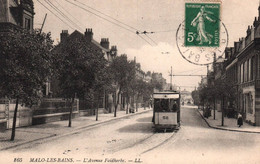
[152,91,180,131]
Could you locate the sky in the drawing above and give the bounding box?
[34,0,260,91]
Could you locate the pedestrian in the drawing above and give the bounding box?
[237,113,243,127]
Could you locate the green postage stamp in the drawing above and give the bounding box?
[185,3,220,47]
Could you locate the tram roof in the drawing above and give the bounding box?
[153,91,180,99]
[153,90,180,94]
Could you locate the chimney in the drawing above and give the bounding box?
[258,5,260,17]
[85,28,93,42]
[100,38,109,49]
[234,42,239,53]
[246,25,251,35]
[60,30,68,43]
[110,45,117,57]
[253,17,260,28]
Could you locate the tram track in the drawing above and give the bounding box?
[112,128,180,156]
[140,128,179,154]
[111,132,156,154]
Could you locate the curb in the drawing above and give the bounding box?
[196,108,260,134]
[0,109,152,151]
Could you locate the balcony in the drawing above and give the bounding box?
[239,80,255,89]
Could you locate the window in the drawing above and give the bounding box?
[241,63,244,83]
[251,56,255,80]
[247,58,251,81]
[24,18,31,30]
[154,99,179,112]
[248,93,253,114]
[244,60,248,82]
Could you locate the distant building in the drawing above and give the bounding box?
[144,71,152,83]
[180,89,193,104]
[134,62,145,80]
[152,72,166,92]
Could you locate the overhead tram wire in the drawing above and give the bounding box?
[138,35,153,46]
[45,0,83,31]
[36,0,75,30]
[64,0,134,33]
[67,0,159,46]
[73,0,139,32]
[151,29,176,33]
[74,0,172,45]
[64,0,154,46]
[44,0,84,31]
[175,67,205,74]
[54,0,85,27]
[144,34,157,46]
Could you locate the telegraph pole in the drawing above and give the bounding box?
[213,53,216,120]
[170,66,173,90]
[40,14,47,34]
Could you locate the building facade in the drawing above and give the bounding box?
[223,6,260,125]
[0,0,34,32]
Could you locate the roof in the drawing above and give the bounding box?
[91,39,109,52]
[154,91,180,94]
[53,30,110,53]
[153,92,180,99]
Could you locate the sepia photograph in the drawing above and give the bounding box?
[0,0,260,163]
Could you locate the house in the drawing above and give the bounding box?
[51,29,118,114]
[0,0,34,131]
[223,5,260,125]
[0,0,34,32]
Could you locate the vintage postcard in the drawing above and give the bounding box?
[0,0,260,164]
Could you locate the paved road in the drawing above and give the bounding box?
[142,106,260,163]
[2,106,260,164]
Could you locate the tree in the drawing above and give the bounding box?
[198,77,236,125]
[109,55,136,117]
[0,29,53,140]
[53,33,107,126]
[191,89,200,105]
[133,79,149,111]
[214,78,236,126]
[151,75,164,92]
[92,64,113,121]
[142,82,153,109]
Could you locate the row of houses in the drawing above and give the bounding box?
[0,0,167,131]
[206,5,260,126]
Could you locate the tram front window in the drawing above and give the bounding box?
[169,99,178,112]
[154,99,171,112]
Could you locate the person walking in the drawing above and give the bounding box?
[237,113,243,127]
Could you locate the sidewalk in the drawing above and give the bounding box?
[197,107,260,133]
[0,108,152,151]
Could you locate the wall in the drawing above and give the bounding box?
[0,99,32,131]
[32,98,79,125]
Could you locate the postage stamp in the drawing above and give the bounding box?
[176,2,228,66]
[185,3,220,47]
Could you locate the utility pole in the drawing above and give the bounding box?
[40,14,47,34]
[222,95,225,126]
[170,66,173,90]
[213,53,216,120]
